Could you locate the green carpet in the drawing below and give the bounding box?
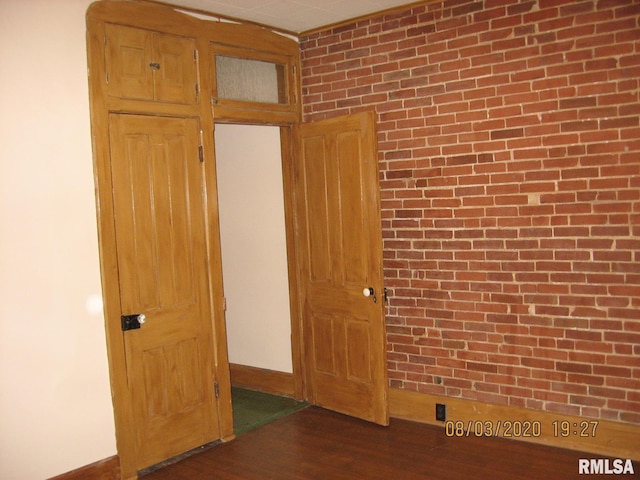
[232,387,308,435]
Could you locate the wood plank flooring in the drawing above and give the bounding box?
[141,407,635,480]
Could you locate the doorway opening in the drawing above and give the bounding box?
[214,123,300,433]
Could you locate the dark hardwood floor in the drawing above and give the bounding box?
[142,407,633,480]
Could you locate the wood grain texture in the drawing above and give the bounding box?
[296,112,388,425]
[140,407,637,480]
[109,114,220,471]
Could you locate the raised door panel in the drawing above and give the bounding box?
[105,24,155,101]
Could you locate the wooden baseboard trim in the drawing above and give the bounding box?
[389,388,640,461]
[48,455,120,480]
[229,363,295,397]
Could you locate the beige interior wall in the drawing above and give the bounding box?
[0,1,117,478]
[215,124,293,373]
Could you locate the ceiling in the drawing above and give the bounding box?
[165,0,418,34]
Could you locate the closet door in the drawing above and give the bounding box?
[109,113,220,470]
[105,24,198,104]
[154,32,198,104]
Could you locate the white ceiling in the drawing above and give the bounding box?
[167,0,417,34]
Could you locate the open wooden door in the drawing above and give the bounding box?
[296,111,388,425]
[109,114,221,471]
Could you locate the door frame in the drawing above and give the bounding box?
[212,119,306,401]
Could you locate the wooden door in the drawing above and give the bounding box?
[109,114,220,470]
[297,111,388,425]
[105,24,198,104]
[153,32,198,104]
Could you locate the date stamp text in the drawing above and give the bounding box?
[444,419,599,438]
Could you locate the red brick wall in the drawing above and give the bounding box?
[300,0,640,423]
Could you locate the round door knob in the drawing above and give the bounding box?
[137,314,146,325]
[363,287,374,297]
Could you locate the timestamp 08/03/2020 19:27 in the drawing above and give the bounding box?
[444,419,600,438]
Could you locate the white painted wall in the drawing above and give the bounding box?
[215,124,293,373]
[0,1,117,479]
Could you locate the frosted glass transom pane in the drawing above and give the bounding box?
[216,55,286,104]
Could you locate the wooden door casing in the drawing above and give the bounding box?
[87,4,306,477]
[109,114,219,469]
[297,111,388,426]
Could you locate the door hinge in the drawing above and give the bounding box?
[214,381,220,398]
[194,49,200,101]
[198,130,204,162]
[292,64,298,103]
[104,36,109,84]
